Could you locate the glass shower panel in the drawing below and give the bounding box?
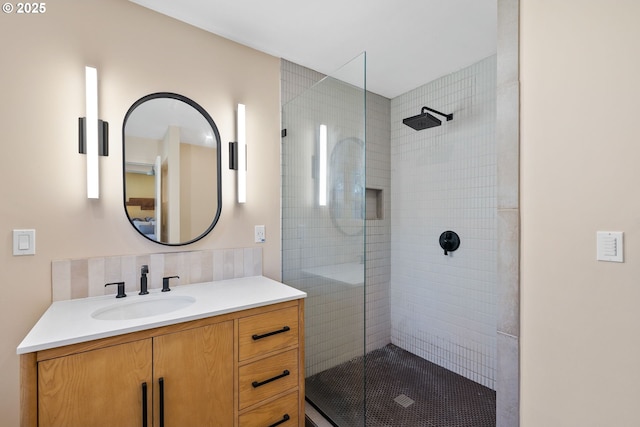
[282,53,366,426]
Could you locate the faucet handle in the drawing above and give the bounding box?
[105,281,126,298]
[162,276,179,292]
[141,264,149,275]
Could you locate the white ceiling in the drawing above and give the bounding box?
[130,0,497,99]
[125,97,216,147]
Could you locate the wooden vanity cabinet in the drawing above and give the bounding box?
[21,299,304,427]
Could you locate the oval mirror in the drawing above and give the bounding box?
[122,93,222,245]
[329,137,365,235]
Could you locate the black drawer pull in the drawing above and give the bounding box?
[252,326,290,341]
[268,413,290,427]
[252,370,290,388]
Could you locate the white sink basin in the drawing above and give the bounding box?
[91,295,196,321]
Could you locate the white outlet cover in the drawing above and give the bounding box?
[255,225,265,243]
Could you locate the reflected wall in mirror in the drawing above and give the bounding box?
[123,93,222,245]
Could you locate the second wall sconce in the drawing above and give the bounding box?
[318,124,327,206]
[310,124,328,207]
[229,103,247,203]
[78,66,109,199]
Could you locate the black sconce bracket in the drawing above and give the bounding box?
[228,141,247,170]
[78,117,109,156]
[229,141,238,170]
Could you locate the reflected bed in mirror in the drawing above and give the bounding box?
[123,93,222,245]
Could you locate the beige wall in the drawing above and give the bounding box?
[521,1,640,425]
[181,143,219,241]
[0,1,281,424]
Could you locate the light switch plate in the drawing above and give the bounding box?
[596,231,623,262]
[13,229,36,256]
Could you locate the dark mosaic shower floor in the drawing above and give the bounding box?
[306,344,496,427]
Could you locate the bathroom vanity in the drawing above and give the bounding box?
[18,276,306,427]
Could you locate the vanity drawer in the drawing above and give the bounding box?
[239,390,299,427]
[239,306,299,361]
[239,348,299,410]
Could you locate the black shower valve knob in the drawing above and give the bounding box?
[439,230,460,256]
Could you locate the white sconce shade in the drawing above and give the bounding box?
[319,124,327,206]
[85,66,99,199]
[237,103,246,203]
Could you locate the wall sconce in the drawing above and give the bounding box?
[318,124,327,206]
[78,66,109,199]
[229,103,247,203]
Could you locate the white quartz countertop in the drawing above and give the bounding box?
[17,276,306,354]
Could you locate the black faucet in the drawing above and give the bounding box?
[162,275,179,292]
[139,265,149,295]
[105,281,126,298]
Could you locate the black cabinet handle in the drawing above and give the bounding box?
[252,370,290,388]
[159,377,165,427]
[141,382,148,427]
[268,413,290,427]
[252,326,290,341]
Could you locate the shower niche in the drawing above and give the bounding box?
[365,188,383,220]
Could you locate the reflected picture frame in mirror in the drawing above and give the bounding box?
[122,92,222,245]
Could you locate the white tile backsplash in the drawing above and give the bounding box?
[51,247,263,301]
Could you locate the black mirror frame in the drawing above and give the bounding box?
[122,92,223,246]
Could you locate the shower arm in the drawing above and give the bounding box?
[421,106,453,121]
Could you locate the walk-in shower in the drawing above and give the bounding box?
[281,54,497,426]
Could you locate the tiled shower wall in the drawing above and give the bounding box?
[281,57,496,388]
[390,56,497,388]
[51,247,263,301]
[364,92,392,353]
[281,59,392,376]
[281,59,366,376]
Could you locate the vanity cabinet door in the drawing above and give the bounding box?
[38,339,152,427]
[153,320,234,427]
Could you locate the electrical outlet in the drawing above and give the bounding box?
[255,225,265,243]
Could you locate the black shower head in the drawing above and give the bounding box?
[403,106,453,131]
[403,112,442,130]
